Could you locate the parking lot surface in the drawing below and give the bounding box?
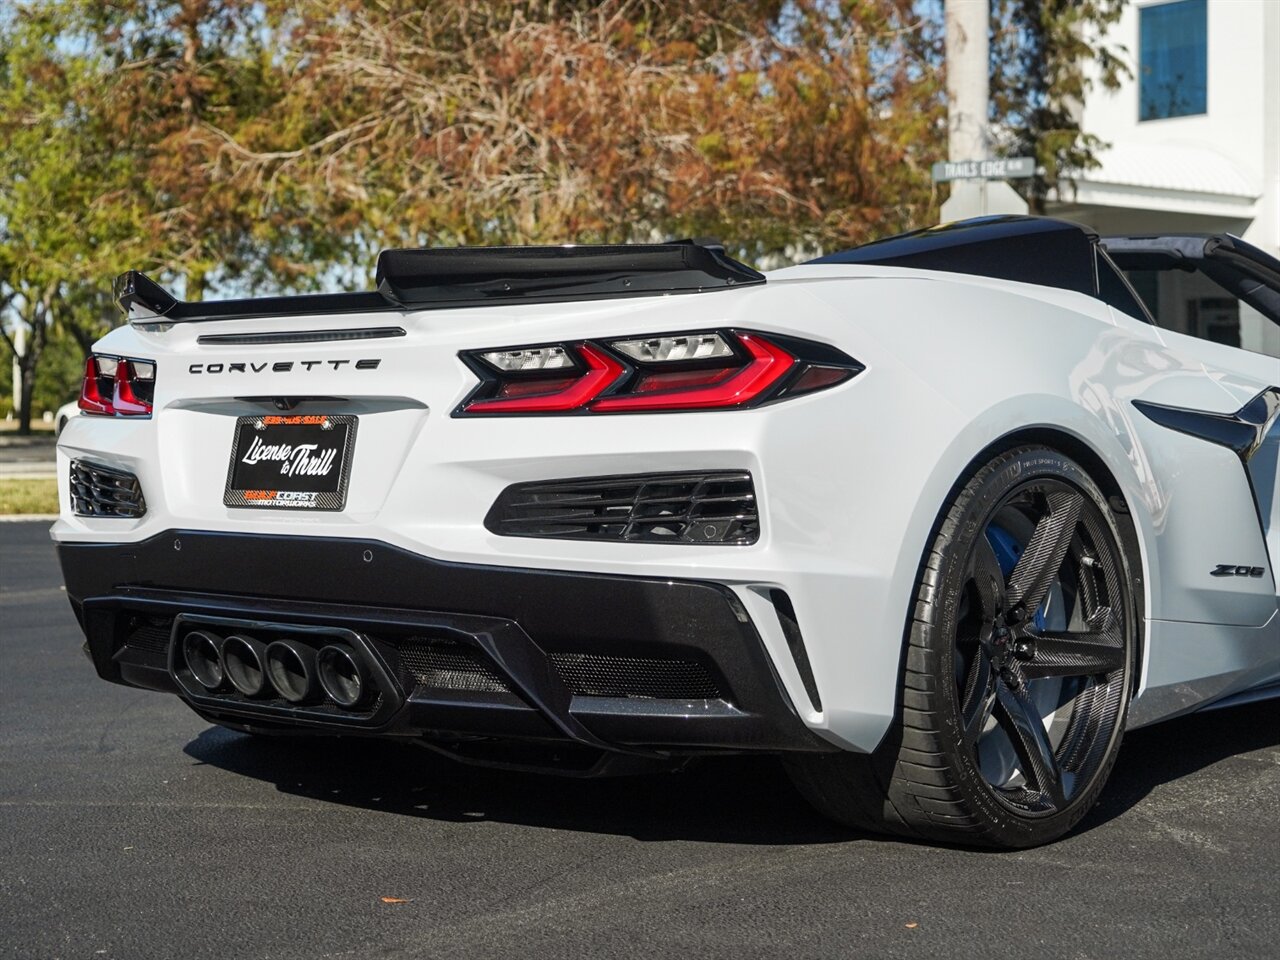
[0,435,56,479]
[2,520,1277,959]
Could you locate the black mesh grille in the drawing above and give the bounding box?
[485,471,757,544]
[124,618,172,655]
[399,640,510,693]
[397,639,723,700]
[548,652,721,700]
[70,460,146,518]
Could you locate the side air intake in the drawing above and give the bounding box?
[69,460,146,518]
[484,471,759,544]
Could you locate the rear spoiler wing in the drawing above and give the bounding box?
[113,240,765,324]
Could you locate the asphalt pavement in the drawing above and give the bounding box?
[2,520,1278,960]
[0,435,56,479]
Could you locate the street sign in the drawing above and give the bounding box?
[931,157,1035,182]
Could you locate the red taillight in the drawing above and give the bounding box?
[79,355,155,417]
[455,330,861,416]
[632,368,734,394]
[78,357,115,415]
[464,343,625,413]
[590,333,793,412]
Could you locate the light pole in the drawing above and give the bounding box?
[939,0,1028,221]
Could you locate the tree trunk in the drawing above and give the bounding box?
[17,357,36,435]
[66,323,98,359]
[10,288,54,435]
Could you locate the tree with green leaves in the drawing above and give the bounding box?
[2,0,1134,432]
[0,4,148,432]
[196,0,947,264]
[988,0,1129,212]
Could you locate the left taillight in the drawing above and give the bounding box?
[79,355,156,418]
[455,330,862,416]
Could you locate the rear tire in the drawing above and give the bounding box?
[788,446,1138,847]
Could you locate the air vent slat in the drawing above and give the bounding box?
[509,496,640,510]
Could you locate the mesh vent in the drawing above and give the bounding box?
[70,460,146,518]
[485,471,757,544]
[549,652,721,700]
[124,619,172,655]
[398,639,723,701]
[399,640,511,693]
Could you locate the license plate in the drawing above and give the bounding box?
[223,414,357,510]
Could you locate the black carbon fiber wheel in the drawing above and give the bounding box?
[787,446,1138,848]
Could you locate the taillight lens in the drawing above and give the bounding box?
[455,330,861,416]
[79,355,156,418]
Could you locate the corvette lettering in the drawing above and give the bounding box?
[188,358,381,373]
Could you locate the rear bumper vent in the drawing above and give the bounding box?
[400,639,724,701]
[485,471,758,544]
[399,640,511,694]
[70,460,146,518]
[550,652,722,700]
[123,617,173,655]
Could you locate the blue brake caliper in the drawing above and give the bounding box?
[985,525,1048,631]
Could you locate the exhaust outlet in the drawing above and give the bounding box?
[265,640,319,704]
[221,634,271,697]
[316,644,370,709]
[182,630,225,690]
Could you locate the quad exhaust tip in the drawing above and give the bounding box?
[180,627,375,711]
[182,630,225,691]
[265,640,318,704]
[221,634,271,698]
[316,644,370,709]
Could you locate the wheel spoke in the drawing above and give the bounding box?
[1006,491,1084,614]
[995,679,1067,809]
[1021,608,1125,679]
[970,537,1007,619]
[960,649,998,745]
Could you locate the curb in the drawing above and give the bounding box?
[0,515,58,522]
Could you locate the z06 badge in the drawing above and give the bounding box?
[1210,564,1266,578]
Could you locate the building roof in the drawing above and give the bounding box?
[1082,142,1260,199]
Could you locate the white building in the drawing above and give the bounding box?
[1049,0,1280,357]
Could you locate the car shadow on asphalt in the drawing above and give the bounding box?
[182,698,1279,846]
[1078,698,1280,832]
[184,727,850,844]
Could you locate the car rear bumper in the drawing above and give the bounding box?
[57,530,834,765]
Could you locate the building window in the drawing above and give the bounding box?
[1139,0,1207,121]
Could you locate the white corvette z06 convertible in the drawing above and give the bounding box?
[55,216,1279,848]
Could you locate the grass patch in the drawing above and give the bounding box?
[0,478,59,515]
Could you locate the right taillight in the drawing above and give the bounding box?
[455,330,862,416]
[79,355,156,417]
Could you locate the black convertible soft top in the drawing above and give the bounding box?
[114,239,765,324]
